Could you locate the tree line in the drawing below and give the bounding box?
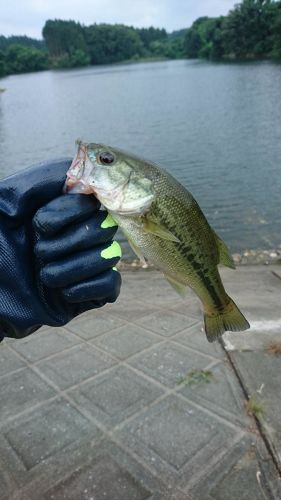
[184,0,281,60]
[0,0,281,78]
[0,23,183,77]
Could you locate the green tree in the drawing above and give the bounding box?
[184,17,209,58]
[5,45,48,74]
[0,50,7,77]
[0,35,45,51]
[271,11,281,58]
[3,1,281,77]
[169,37,185,58]
[183,17,224,59]
[198,17,225,59]
[183,1,281,60]
[42,19,89,67]
[221,0,280,58]
[150,37,184,59]
[137,27,167,51]
[52,49,90,68]
[84,24,144,64]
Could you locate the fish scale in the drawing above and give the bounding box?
[65,141,250,343]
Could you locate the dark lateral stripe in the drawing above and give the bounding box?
[197,270,224,309]
[150,210,223,308]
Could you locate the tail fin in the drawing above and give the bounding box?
[204,298,250,343]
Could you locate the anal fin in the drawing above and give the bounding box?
[165,275,188,297]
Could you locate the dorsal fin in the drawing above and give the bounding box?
[213,231,235,269]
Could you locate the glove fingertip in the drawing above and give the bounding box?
[33,194,101,236]
[63,268,121,304]
[34,240,48,260]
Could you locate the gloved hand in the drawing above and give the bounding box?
[0,159,121,341]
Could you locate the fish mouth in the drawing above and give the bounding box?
[64,141,97,194]
[64,141,130,204]
[64,141,153,215]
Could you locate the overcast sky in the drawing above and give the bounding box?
[1,0,237,39]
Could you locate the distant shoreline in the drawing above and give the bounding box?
[1,56,281,80]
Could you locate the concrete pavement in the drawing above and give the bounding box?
[0,265,281,499]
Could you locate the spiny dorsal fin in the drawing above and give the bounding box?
[213,231,235,269]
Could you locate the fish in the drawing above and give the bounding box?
[64,140,250,342]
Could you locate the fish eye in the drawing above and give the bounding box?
[99,151,115,165]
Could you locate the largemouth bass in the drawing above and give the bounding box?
[65,141,250,342]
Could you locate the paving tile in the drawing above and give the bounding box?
[179,362,251,427]
[220,268,281,326]
[231,351,281,467]
[45,439,163,500]
[106,299,159,321]
[117,394,238,489]
[68,366,164,427]
[1,268,280,499]
[173,323,226,359]
[9,437,188,500]
[2,336,16,345]
[128,342,212,387]
[91,324,161,360]
[131,276,190,308]
[1,398,98,471]
[135,311,197,337]
[45,455,151,500]
[0,465,16,499]
[0,368,56,423]
[36,345,116,390]
[190,435,281,500]
[66,311,126,340]
[0,346,27,377]
[221,266,280,296]
[11,327,79,362]
[273,269,281,280]
[171,298,203,321]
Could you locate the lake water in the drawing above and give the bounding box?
[0,59,280,256]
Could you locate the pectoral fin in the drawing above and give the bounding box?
[213,231,235,269]
[165,275,188,297]
[143,216,180,243]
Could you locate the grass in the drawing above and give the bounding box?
[245,395,265,418]
[266,341,281,356]
[177,369,213,386]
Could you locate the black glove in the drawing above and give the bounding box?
[0,159,121,341]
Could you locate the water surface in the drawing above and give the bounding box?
[0,59,280,255]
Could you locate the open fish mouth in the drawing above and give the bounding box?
[64,141,96,194]
[64,141,140,208]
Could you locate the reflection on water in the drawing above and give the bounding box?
[0,59,280,254]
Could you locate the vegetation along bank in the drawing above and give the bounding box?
[0,0,281,77]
